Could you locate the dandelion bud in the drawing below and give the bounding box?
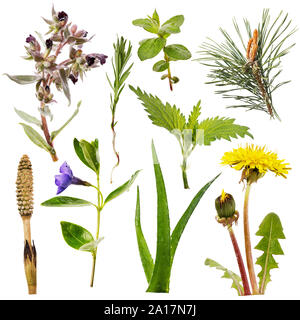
[215,190,236,219]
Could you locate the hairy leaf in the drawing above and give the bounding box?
[255,213,285,294]
[129,86,186,131]
[14,108,42,128]
[58,69,71,106]
[186,101,201,129]
[205,258,244,296]
[19,123,51,152]
[197,117,253,145]
[4,74,40,85]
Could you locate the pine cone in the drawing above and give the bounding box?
[16,155,34,217]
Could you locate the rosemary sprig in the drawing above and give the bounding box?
[197,9,296,120]
[106,37,133,183]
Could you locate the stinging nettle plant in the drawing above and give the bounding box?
[130,86,253,189]
[106,36,133,183]
[5,7,107,161]
[132,10,191,91]
[135,142,220,293]
[41,138,139,287]
[197,9,296,120]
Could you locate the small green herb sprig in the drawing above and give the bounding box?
[42,138,139,287]
[130,86,253,189]
[136,142,220,292]
[197,9,296,120]
[132,10,191,91]
[106,36,133,183]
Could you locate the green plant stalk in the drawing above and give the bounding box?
[90,173,103,287]
[243,183,259,295]
[228,226,251,295]
[181,156,189,189]
[164,53,173,91]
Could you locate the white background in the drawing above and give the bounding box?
[0,0,299,300]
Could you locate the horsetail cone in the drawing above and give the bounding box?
[16,155,37,295]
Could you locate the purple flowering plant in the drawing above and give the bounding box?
[42,138,140,287]
[5,6,107,161]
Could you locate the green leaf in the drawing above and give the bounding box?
[104,170,140,204]
[186,101,201,129]
[129,86,186,132]
[73,138,94,171]
[132,19,159,34]
[137,38,166,61]
[79,139,100,173]
[41,196,94,207]
[79,237,104,252]
[51,101,81,140]
[164,44,192,60]
[197,117,253,146]
[255,213,285,294]
[58,69,71,106]
[14,108,42,128]
[60,221,94,250]
[205,258,244,296]
[152,10,160,25]
[135,186,154,284]
[162,15,184,29]
[147,142,171,293]
[4,73,40,85]
[170,174,221,266]
[19,123,51,152]
[153,60,169,72]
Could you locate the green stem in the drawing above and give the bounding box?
[243,183,259,295]
[90,173,102,288]
[164,53,173,91]
[181,157,189,189]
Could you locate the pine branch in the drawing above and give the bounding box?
[197,9,296,120]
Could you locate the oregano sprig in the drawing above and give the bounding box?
[106,36,133,183]
[132,10,191,91]
[130,86,253,189]
[42,138,139,287]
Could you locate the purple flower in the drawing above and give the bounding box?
[69,74,78,84]
[46,39,53,49]
[58,11,68,22]
[55,162,89,194]
[26,34,36,44]
[86,55,96,67]
[95,54,108,65]
[86,54,108,67]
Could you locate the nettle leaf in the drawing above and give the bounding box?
[164,44,192,61]
[129,86,186,132]
[79,237,104,252]
[4,73,40,85]
[153,60,169,72]
[104,170,140,204]
[205,258,244,296]
[61,221,94,251]
[41,196,94,207]
[255,213,285,294]
[14,108,42,128]
[19,123,51,152]
[138,38,166,61]
[186,101,201,130]
[197,117,253,146]
[51,101,81,140]
[58,69,71,106]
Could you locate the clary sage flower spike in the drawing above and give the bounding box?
[5,6,107,161]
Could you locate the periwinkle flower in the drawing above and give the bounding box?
[55,162,90,194]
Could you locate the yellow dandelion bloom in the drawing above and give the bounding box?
[221,144,291,180]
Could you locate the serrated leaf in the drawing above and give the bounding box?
[51,101,81,140]
[147,142,171,293]
[41,196,94,207]
[130,86,186,132]
[132,19,159,34]
[164,44,192,60]
[255,213,285,294]
[79,237,104,252]
[19,123,51,152]
[197,117,253,146]
[4,74,40,85]
[60,221,94,250]
[105,170,140,204]
[153,60,169,72]
[205,258,244,296]
[186,101,201,129]
[58,69,71,106]
[135,186,154,284]
[137,38,166,61]
[14,108,42,128]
